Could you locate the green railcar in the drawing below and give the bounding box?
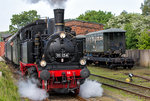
[85,28,134,69]
[86,28,126,56]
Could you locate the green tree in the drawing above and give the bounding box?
[107,13,145,29]
[124,24,138,49]
[76,10,113,25]
[120,10,128,15]
[137,30,150,49]
[0,31,9,34]
[9,10,40,34]
[107,13,150,49]
[141,0,150,15]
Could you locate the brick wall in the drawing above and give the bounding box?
[65,20,104,35]
[0,42,5,56]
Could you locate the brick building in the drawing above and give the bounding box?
[65,20,104,35]
[0,34,12,56]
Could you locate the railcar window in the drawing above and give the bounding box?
[20,32,23,40]
[94,36,96,43]
[89,37,91,43]
[96,35,99,41]
[87,37,89,43]
[92,36,94,42]
[99,36,103,41]
[28,31,32,39]
[25,30,32,39]
[109,33,113,40]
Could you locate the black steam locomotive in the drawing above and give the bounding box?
[5,9,90,94]
[77,29,134,69]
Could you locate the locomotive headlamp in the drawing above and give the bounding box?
[40,60,47,67]
[60,32,66,39]
[80,59,86,65]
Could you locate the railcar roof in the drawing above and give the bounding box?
[86,28,126,36]
[7,32,18,42]
[76,35,86,38]
[1,34,12,38]
[20,19,46,31]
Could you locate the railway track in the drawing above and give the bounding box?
[46,93,87,101]
[75,95,87,101]
[3,60,87,101]
[24,95,87,101]
[90,74,150,100]
[22,94,87,101]
[124,73,150,81]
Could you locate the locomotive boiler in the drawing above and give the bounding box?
[5,9,90,94]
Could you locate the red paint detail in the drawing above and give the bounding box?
[38,69,81,78]
[39,69,82,91]
[19,62,82,92]
[46,76,80,91]
[42,80,45,89]
[20,62,38,76]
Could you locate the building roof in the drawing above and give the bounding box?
[86,28,126,36]
[65,19,103,25]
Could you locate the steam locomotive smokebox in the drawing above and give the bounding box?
[54,9,64,32]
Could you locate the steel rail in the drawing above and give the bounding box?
[76,95,87,101]
[91,74,150,90]
[44,95,87,101]
[101,82,150,99]
[124,73,150,81]
[91,74,150,99]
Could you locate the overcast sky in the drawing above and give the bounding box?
[0,0,144,31]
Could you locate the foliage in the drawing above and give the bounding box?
[124,24,138,49]
[107,13,150,49]
[0,31,9,34]
[141,0,150,15]
[0,62,20,101]
[107,13,143,29]
[120,10,128,15]
[137,30,150,49]
[76,10,113,25]
[9,10,40,34]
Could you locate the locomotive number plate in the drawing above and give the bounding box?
[56,53,69,58]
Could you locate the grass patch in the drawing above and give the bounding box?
[0,62,21,101]
[88,65,150,87]
[89,76,146,101]
[102,85,146,101]
[88,65,149,101]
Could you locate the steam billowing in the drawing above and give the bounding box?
[18,78,103,100]
[18,78,48,100]
[25,0,68,8]
[79,79,103,98]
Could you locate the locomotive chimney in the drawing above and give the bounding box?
[54,9,64,32]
